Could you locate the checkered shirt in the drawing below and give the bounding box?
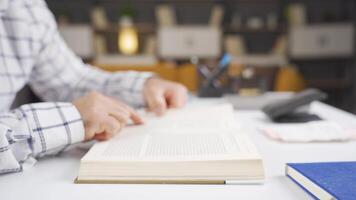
[0,0,152,174]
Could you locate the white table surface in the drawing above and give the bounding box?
[1,100,355,200]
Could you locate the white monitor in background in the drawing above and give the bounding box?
[289,23,354,59]
[158,26,221,59]
[59,25,94,59]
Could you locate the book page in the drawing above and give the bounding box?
[83,104,259,161]
[103,133,228,158]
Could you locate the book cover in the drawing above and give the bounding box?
[287,162,356,200]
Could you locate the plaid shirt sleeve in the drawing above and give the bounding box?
[28,1,153,108]
[0,102,84,174]
[0,0,153,175]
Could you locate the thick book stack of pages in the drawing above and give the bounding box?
[76,104,264,184]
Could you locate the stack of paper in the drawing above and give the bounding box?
[261,121,356,142]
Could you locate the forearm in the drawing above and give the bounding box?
[0,102,84,174]
[29,31,153,108]
[65,64,153,107]
[88,67,153,107]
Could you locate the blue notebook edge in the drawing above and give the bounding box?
[285,163,318,199]
[286,173,319,200]
[286,162,356,200]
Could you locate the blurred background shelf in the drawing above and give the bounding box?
[49,0,356,112]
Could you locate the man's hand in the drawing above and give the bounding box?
[143,78,188,115]
[73,91,143,141]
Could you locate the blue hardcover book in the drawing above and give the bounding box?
[286,162,356,200]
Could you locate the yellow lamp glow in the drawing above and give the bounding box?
[118,17,138,55]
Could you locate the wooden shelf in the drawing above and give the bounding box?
[94,23,286,35]
[307,79,352,90]
[94,0,281,3]
[290,57,354,62]
[94,23,156,34]
[224,25,286,34]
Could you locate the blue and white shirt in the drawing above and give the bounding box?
[0,0,152,174]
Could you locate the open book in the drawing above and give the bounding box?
[76,104,264,184]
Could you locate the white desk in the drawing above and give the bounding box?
[1,101,355,200]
